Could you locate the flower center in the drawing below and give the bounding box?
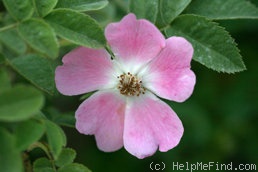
[117,72,146,96]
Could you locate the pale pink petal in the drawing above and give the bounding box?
[75,91,126,152]
[55,47,114,96]
[143,37,196,102]
[123,93,183,159]
[105,13,165,67]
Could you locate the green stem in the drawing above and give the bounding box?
[28,142,52,159]
[28,142,57,171]
[22,152,33,172]
[113,0,128,13]
[59,39,74,47]
[105,45,115,60]
[31,0,40,17]
[159,25,170,32]
[0,23,18,32]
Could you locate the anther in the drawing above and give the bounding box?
[117,72,145,97]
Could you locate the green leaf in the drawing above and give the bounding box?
[0,53,5,64]
[34,0,58,17]
[0,69,11,94]
[80,91,96,100]
[45,9,106,48]
[0,85,44,122]
[156,0,191,27]
[0,29,27,55]
[44,108,75,128]
[55,148,76,167]
[56,0,108,12]
[2,0,33,21]
[33,157,55,172]
[58,163,91,172]
[18,18,59,58]
[129,0,158,23]
[11,54,55,95]
[34,157,52,168]
[54,114,75,128]
[84,2,115,26]
[0,127,23,172]
[166,15,246,73]
[14,119,45,151]
[185,0,258,20]
[45,120,67,160]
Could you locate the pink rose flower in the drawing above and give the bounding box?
[55,13,196,159]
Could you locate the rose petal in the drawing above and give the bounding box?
[143,37,196,102]
[75,91,126,152]
[105,13,165,72]
[55,47,115,96]
[123,93,184,159]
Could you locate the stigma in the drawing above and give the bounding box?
[117,72,146,96]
